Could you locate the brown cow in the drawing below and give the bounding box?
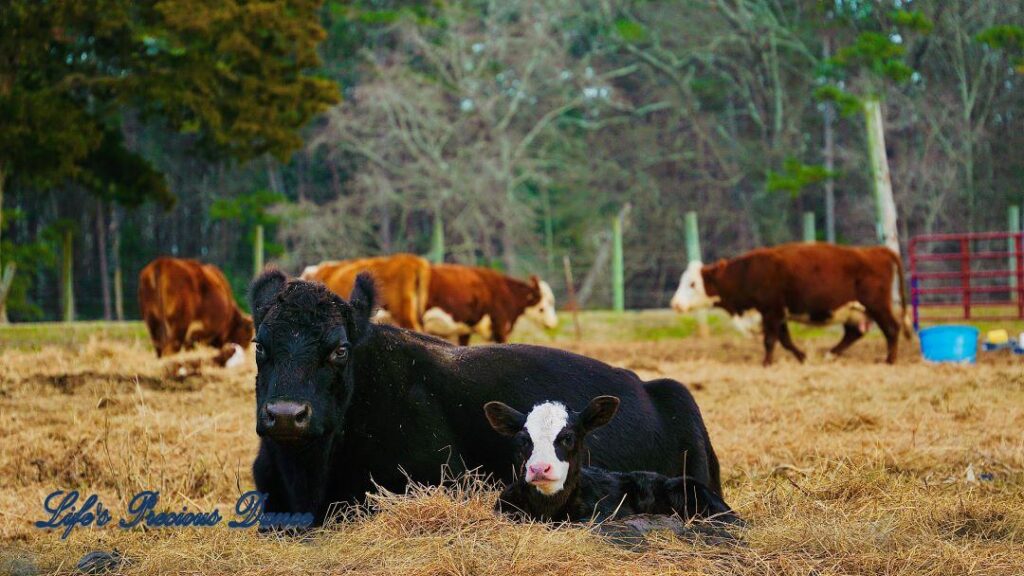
[300,253,430,331]
[138,257,254,358]
[670,243,911,365]
[421,264,558,345]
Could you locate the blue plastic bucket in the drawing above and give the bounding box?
[919,326,980,364]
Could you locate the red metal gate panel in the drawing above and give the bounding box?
[910,231,1024,329]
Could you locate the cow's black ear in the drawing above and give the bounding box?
[348,272,377,338]
[580,395,620,433]
[484,402,526,437]
[250,269,287,329]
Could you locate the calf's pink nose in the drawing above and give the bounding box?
[528,463,553,477]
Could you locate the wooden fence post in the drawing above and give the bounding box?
[685,211,709,337]
[62,229,74,323]
[803,212,816,243]
[430,210,445,264]
[611,214,624,312]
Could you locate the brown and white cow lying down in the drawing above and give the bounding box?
[670,243,911,365]
[138,257,254,359]
[421,264,558,345]
[301,253,431,331]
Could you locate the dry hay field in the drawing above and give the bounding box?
[1,318,1023,575]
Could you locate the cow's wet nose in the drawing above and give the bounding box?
[528,463,553,479]
[262,401,313,438]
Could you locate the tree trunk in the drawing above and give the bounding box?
[96,199,112,320]
[542,188,555,279]
[0,165,7,324]
[863,98,900,257]
[110,207,124,321]
[823,37,837,244]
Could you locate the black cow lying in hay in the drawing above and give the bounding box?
[248,270,722,525]
[485,396,740,524]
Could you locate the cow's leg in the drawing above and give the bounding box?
[491,315,509,344]
[829,323,864,357]
[399,289,424,331]
[458,334,471,346]
[760,315,781,366]
[858,276,902,364]
[777,322,806,363]
[863,304,900,364]
[144,315,164,358]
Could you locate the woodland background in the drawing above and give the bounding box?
[2,0,1023,321]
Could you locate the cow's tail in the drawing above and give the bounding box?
[890,249,913,339]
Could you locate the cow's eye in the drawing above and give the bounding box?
[329,344,350,365]
[559,433,575,449]
[253,342,266,360]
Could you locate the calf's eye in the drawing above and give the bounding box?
[254,342,266,359]
[329,344,350,365]
[559,434,575,449]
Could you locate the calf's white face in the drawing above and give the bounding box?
[485,396,621,498]
[670,261,716,313]
[521,402,571,495]
[525,280,559,329]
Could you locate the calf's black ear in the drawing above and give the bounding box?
[348,272,378,339]
[484,402,526,437]
[250,269,288,329]
[580,395,620,433]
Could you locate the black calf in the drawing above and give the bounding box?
[485,396,739,524]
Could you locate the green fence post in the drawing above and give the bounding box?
[803,212,816,243]
[1010,205,1020,291]
[62,229,74,323]
[253,224,265,277]
[685,212,701,263]
[612,214,624,312]
[685,211,708,337]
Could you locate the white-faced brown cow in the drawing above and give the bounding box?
[421,264,558,345]
[671,243,911,365]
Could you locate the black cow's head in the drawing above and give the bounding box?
[249,269,376,444]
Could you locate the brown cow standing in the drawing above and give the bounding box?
[300,253,430,331]
[421,264,558,345]
[138,257,254,358]
[671,243,911,365]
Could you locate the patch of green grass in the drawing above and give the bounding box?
[0,321,148,350]
[5,306,1024,350]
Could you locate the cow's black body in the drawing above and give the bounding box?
[496,467,737,523]
[250,271,720,524]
